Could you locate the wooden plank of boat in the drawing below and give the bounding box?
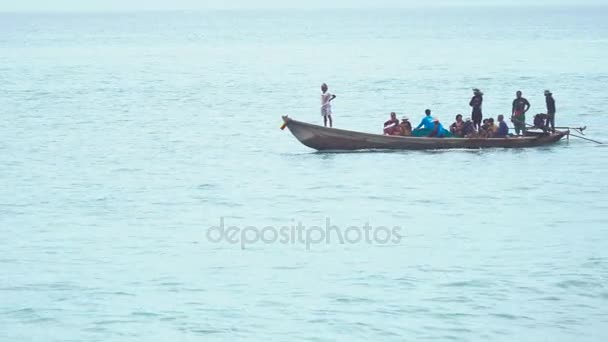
[282,116,568,151]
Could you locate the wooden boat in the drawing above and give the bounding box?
[281,116,568,151]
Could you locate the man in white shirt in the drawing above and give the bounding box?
[321,83,337,127]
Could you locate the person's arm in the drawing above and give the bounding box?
[415,119,425,130]
[524,99,531,113]
[512,100,517,116]
[329,94,336,102]
[469,97,474,107]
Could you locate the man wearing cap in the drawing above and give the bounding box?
[545,90,556,133]
[469,89,484,131]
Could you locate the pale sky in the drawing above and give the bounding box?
[1,0,605,12]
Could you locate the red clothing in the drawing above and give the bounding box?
[383,118,399,135]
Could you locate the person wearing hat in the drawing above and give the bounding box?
[462,117,476,137]
[397,116,412,136]
[469,88,484,131]
[545,90,556,133]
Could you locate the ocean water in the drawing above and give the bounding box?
[1,7,608,341]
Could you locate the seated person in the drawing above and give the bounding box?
[479,119,491,138]
[462,117,476,137]
[487,118,498,137]
[429,119,448,138]
[495,115,510,138]
[533,113,549,130]
[415,109,435,130]
[450,114,465,137]
[383,112,400,135]
[397,116,412,136]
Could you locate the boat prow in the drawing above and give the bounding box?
[282,116,568,151]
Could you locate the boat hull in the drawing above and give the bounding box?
[282,116,567,151]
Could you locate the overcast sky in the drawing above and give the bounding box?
[1,0,605,12]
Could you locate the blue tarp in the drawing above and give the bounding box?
[412,128,454,138]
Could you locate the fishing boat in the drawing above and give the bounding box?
[281,116,568,151]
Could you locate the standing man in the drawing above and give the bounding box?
[469,88,484,131]
[545,90,556,133]
[511,90,531,135]
[321,83,337,128]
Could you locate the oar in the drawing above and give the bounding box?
[522,124,602,144]
[568,133,603,145]
[555,126,586,132]
[516,123,603,144]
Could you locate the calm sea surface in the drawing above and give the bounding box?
[1,7,608,341]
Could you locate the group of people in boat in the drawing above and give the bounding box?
[320,83,557,138]
[381,88,557,138]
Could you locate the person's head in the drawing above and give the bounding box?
[401,116,409,122]
[498,114,504,122]
[489,118,494,124]
[483,119,489,124]
[456,114,463,122]
[321,83,328,92]
[544,90,552,96]
[516,90,522,98]
[390,112,397,120]
[465,117,472,123]
[473,88,482,96]
[425,109,431,116]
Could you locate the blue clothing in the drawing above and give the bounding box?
[433,123,448,137]
[496,121,509,137]
[438,124,448,137]
[416,116,435,130]
[429,123,451,138]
